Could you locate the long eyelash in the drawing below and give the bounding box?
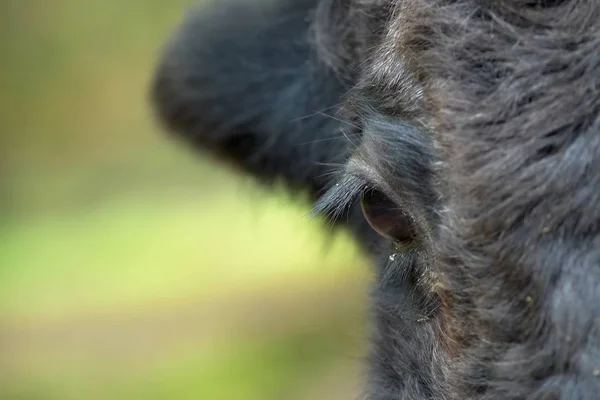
[313,174,369,223]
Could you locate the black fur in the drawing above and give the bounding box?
[151,0,600,398]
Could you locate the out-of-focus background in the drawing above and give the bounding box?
[0,1,371,399]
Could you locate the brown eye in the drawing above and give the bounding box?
[360,190,416,244]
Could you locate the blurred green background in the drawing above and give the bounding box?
[0,1,371,399]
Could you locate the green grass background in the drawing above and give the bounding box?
[0,1,370,399]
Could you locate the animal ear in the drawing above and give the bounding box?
[150,0,355,197]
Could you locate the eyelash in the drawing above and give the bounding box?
[313,175,370,222]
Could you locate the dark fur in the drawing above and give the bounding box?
[151,0,600,398]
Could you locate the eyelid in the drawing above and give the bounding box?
[314,153,400,221]
[346,157,400,208]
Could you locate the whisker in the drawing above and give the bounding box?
[295,135,354,146]
[290,105,340,122]
[340,125,358,147]
[315,111,361,129]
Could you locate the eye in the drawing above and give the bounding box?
[360,190,416,244]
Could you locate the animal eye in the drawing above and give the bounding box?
[360,190,416,244]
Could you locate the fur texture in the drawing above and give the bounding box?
[151,0,600,398]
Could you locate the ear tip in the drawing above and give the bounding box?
[148,25,207,136]
[148,57,178,130]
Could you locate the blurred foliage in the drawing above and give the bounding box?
[0,1,370,399]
